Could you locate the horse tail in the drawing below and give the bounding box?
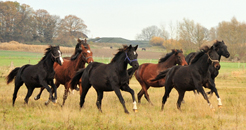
[150,68,172,82]
[70,68,85,89]
[6,67,20,84]
[127,67,136,80]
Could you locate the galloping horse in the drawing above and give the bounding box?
[70,45,139,114]
[185,40,230,106]
[6,46,64,106]
[152,46,220,110]
[34,38,93,106]
[135,49,187,105]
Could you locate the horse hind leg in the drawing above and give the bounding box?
[80,82,91,109]
[177,91,185,110]
[24,86,35,104]
[62,83,70,106]
[95,90,103,113]
[12,79,23,106]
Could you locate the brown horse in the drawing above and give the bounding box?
[34,38,94,105]
[135,49,188,105]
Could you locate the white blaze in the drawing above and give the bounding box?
[58,50,64,64]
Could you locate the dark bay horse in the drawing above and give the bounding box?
[70,45,139,114]
[185,40,230,106]
[6,46,64,106]
[34,38,93,106]
[152,46,220,110]
[135,49,188,105]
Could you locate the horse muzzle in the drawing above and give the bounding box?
[214,62,220,70]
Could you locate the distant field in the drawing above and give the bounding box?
[0,49,246,129]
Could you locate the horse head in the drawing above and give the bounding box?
[206,46,221,70]
[173,49,188,66]
[50,45,64,66]
[80,39,94,63]
[213,40,230,58]
[125,45,139,70]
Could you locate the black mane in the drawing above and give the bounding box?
[39,45,53,63]
[111,45,128,63]
[191,45,210,64]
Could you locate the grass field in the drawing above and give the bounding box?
[0,50,246,129]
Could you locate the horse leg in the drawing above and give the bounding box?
[143,85,153,105]
[121,84,137,112]
[13,79,23,106]
[49,79,58,103]
[62,83,70,106]
[113,87,129,114]
[80,81,91,109]
[196,85,213,109]
[34,87,45,100]
[24,87,35,104]
[95,90,103,113]
[208,78,222,107]
[161,84,174,111]
[137,89,144,103]
[177,91,185,110]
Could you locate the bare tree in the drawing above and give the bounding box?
[136,25,162,41]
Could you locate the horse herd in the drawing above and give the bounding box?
[6,38,230,114]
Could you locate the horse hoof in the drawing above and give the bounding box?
[52,99,57,104]
[34,96,39,100]
[218,105,222,108]
[45,102,49,106]
[133,109,138,113]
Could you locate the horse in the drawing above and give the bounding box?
[185,40,230,106]
[152,46,220,110]
[135,49,188,105]
[34,38,94,106]
[6,46,64,106]
[142,48,146,51]
[70,45,139,114]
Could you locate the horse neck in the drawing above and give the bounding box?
[158,55,177,68]
[74,53,86,70]
[110,53,128,72]
[192,54,210,74]
[40,53,55,72]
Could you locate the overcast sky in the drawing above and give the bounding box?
[7,0,246,40]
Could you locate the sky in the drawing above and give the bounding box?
[6,0,246,40]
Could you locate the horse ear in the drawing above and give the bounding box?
[222,40,225,44]
[129,45,132,49]
[134,45,138,50]
[78,38,81,43]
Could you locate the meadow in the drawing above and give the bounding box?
[0,50,246,130]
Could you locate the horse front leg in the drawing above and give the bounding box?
[49,79,58,104]
[113,86,129,114]
[196,84,214,110]
[121,84,137,112]
[208,78,222,107]
[34,87,45,100]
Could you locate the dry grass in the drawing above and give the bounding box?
[0,41,74,54]
[0,74,246,129]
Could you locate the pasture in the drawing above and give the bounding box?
[0,50,246,129]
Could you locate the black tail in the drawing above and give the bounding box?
[6,67,20,84]
[127,67,137,80]
[70,68,85,89]
[150,68,172,82]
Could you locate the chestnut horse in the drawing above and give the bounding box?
[34,38,94,106]
[135,49,188,105]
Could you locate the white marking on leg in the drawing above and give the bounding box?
[217,98,222,106]
[133,101,137,110]
[87,50,91,53]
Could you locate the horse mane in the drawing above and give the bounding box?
[191,45,210,64]
[111,45,128,63]
[39,45,53,63]
[213,40,224,47]
[158,49,182,63]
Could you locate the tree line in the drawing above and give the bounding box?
[0,1,88,46]
[136,17,246,61]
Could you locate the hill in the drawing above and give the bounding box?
[88,37,151,47]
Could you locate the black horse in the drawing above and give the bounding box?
[70,45,139,114]
[185,40,230,106]
[6,46,64,106]
[152,46,220,110]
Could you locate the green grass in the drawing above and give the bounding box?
[0,50,246,129]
